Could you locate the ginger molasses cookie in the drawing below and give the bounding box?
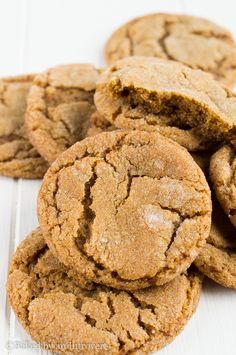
[194,198,236,289]
[7,228,202,355]
[105,13,236,87]
[38,130,211,290]
[26,64,100,164]
[0,75,48,178]
[210,145,236,228]
[95,57,236,149]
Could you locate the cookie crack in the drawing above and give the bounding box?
[0,133,23,144]
[189,29,231,41]
[115,173,146,212]
[129,274,199,353]
[157,21,175,61]
[123,172,134,202]
[204,54,236,79]
[127,292,156,315]
[76,161,98,257]
[107,296,116,319]
[84,314,97,327]
[103,155,118,173]
[165,217,185,257]
[0,82,7,106]
[157,198,208,218]
[126,28,134,56]
[12,246,49,326]
[124,293,158,345]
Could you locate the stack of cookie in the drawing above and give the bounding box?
[5,13,236,355]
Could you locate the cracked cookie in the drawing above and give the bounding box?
[7,228,202,354]
[95,57,236,150]
[0,75,48,178]
[210,145,236,228]
[25,64,100,164]
[105,13,236,87]
[194,197,236,289]
[38,130,211,289]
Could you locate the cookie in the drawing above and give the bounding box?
[7,228,202,354]
[38,130,211,289]
[0,75,48,178]
[194,197,236,289]
[95,57,236,149]
[105,13,236,87]
[210,145,236,228]
[25,64,100,164]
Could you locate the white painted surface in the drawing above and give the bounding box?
[0,0,235,354]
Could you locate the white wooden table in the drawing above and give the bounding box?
[0,1,236,354]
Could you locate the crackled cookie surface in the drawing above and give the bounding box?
[195,198,236,289]
[210,145,236,228]
[7,228,202,355]
[0,75,48,178]
[38,130,211,289]
[105,13,236,87]
[26,64,100,163]
[95,57,236,149]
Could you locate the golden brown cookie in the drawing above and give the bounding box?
[25,64,101,164]
[210,145,236,228]
[38,130,211,290]
[105,13,236,87]
[0,75,48,178]
[194,197,236,289]
[95,57,236,149]
[7,228,202,355]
